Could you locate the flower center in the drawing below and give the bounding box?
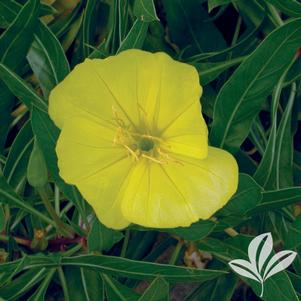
[112,107,182,165]
[138,138,154,152]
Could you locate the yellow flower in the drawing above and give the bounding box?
[49,49,238,230]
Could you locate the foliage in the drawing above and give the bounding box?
[0,0,301,300]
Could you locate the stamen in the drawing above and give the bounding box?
[111,106,183,165]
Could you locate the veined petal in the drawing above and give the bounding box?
[162,102,208,159]
[77,157,132,230]
[121,147,238,228]
[56,116,126,183]
[56,117,131,229]
[121,160,199,228]
[49,50,207,161]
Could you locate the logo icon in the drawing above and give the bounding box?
[228,232,297,298]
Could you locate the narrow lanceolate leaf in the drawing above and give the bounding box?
[253,69,286,187]
[0,1,20,28]
[27,21,70,98]
[0,63,47,111]
[210,18,301,152]
[208,0,231,12]
[87,218,124,252]
[138,277,169,301]
[0,0,39,152]
[195,55,246,86]
[0,268,47,300]
[0,0,39,69]
[65,267,105,301]
[10,254,226,282]
[102,274,140,301]
[248,187,301,214]
[264,0,301,17]
[0,174,55,226]
[133,0,159,22]
[31,106,85,215]
[284,215,301,249]
[265,83,296,189]
[117,19,149,53]
[166,220,215,241]
[3,120,33,189]
[27,268,56,301]
[217,173,262,217]
[81,0,98,58]
[61,255,226,282]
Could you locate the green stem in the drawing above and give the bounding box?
[38,187,74,238]
[120,229,130,257]
[58,267,70,301]
[62,243,84,257]
[54,185,60,215]
[169,240,184,265]
[266,3,283,27]
[0,234,31,247]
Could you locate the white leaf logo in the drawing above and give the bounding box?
[228,233,297,298]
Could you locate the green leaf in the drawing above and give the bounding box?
[0,206,5,232]
[88,218,124,252]
[217,174,263,217]
[195,55,246,86]
[138,277,169,301]
[0,268,47,300]
[0,1,56,28]
[27,268,56,301]
[27,22,70,98]
[0,63,47,111]
[81,0,98,57]
[50,3,82,38]
[7,254,227,282]
[31,106,86,216]
[0,174,55,227]
[133,0,159,22]
[0,0,39,70]
[3,120,34,190]
[188,273,238,301]
[62,255,226,282]
[65,267,105,301]
[0,87,14,153]
[284,215,301,249]
[248,187,301,214]
[208,0,231,12]
[117,19,149,53]
[265,83,295,189]
[0,0,40,153]
[285,56,301,85]
[264,0,301,17]
[0,1,19,28]
[210,18,301,152]
[162,0,226,55]
[102,274,140,301]
[166,220,216,241]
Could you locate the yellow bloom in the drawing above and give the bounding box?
[49,49,238,230]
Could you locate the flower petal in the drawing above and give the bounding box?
[121,160,199,228]
[77,157,132,230]
[134,51,207,159]
[56,116,131,229]
[56,116,125,183]
[121,147,238,228]
[49,49,207,159]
